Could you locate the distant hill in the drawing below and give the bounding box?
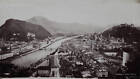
[102,24,140,43]
[27,16,102,34]
[0,19,51,41]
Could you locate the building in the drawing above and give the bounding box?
[81,71,91,78]
[49,53,60,77]
[0,52,14,60]
[96,68,108,77]
[104,52,117,57]
[122,51,130,66]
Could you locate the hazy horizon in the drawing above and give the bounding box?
[0,0,140,28]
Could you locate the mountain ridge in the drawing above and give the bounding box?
[27,16,103,34]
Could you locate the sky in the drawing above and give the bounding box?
[0,0,140,27]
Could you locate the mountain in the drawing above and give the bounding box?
[0,19,51,41]
[27,16,102,34]
[27,16,60,34]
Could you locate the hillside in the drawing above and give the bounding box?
[27,16,102,34]
[102,24,140,43]
[0,19,51,41]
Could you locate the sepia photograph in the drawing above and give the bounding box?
[0,0,140,79]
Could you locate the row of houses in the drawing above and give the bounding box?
[0,41,42,60]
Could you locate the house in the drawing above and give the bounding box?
[0,53,14,60]
[81,71,92,78]
[96,68,108,77]
[104,52,117,56]
[32,66,50,77]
